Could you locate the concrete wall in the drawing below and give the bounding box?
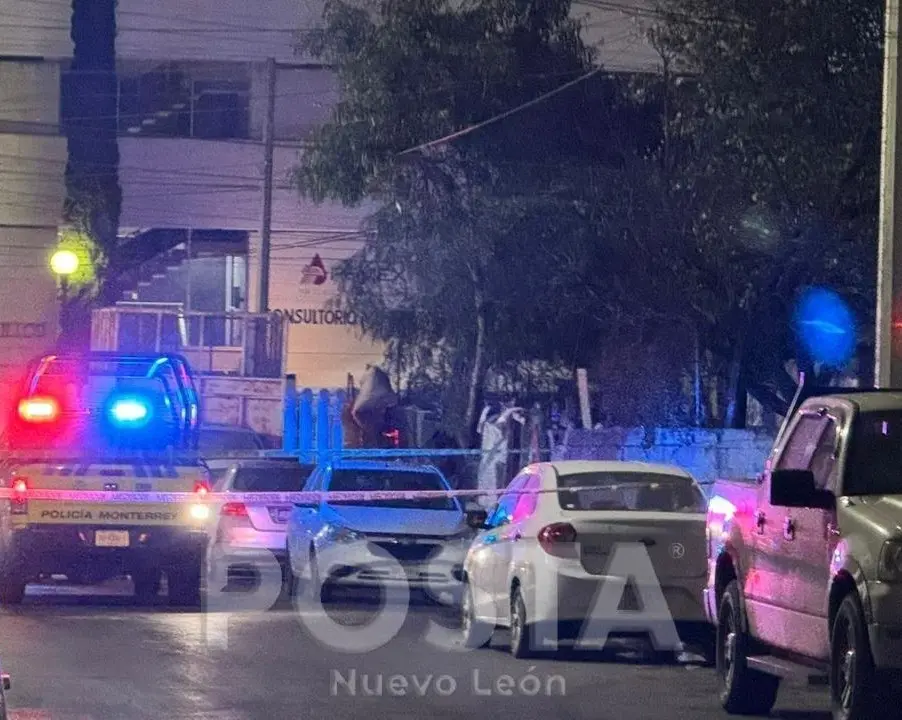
[553,427,776,486]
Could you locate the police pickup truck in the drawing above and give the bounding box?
[706,377,902,720]
[0,352,212,606]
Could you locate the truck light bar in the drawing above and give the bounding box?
[17,397,59,423]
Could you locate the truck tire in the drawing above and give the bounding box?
[0,560,26,605]
[0,574,25,605]
[168,559,202,608]
[133,569,162,602]
[830,592,880,720]
[716,580,780,715]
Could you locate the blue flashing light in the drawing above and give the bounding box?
[108,396,152,426]
[794,287,856,369]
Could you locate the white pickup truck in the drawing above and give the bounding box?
[705,380,902,720]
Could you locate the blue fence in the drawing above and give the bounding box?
[282,387,347,461]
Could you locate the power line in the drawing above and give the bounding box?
[398,67,604,156]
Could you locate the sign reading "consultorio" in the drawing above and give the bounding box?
[272,309,359,326]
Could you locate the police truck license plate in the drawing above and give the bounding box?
[95,530,129,547]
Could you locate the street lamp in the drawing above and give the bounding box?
[50,249,79,342]
[50,248,79,279]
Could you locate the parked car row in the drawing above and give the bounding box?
[206,379,902,720]
[208,452,714,660]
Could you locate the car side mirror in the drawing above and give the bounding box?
[466,509,488,529]
[770,469,834,509]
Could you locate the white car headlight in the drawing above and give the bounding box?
[878,540,902,582]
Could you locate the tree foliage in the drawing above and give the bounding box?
[294,0,638,442]
[61,0,122,347]
[652,0,883,418]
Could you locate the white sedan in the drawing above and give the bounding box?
[285,461,474,604]
[461,460,710,658]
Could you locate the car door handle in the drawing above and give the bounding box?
[756,511,766,534]
[783,516,795,541]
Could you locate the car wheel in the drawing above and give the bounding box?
[510,587,534,659]
[307,549,331,604]
[716,579,779,715]
[831,592,879,720]
[461,584,492,649]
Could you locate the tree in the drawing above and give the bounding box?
[294,0,608,443]
[61,1,187,348]
[651,0,883,421]
[61,0,122,348]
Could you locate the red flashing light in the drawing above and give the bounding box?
[10,477,28,515]
[221,502,248,517]
[193,481,210,496]
[537,522,578,557]
[17,396,59,423]
[383,428,400,447]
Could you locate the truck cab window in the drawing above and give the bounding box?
[808,419,838,491]
[846,411,902,495]
[776,415,829,470]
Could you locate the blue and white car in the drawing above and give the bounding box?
[285,461,472,602]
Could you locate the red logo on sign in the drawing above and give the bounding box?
[301,254,328,285]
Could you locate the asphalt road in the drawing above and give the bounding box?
[0,581,831,720]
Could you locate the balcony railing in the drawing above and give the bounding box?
[91,304,285,378]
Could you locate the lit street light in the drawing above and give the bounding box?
[50,248,80,343]
[50,249,79,278]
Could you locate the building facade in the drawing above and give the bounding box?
[0,0,658,393]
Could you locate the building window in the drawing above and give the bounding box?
[61,62,251,139]
[192,80,249,139]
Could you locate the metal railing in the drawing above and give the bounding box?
[91,305,286,378]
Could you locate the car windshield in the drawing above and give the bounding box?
[846,411,902,495]
[198,428,263,453]
[327,469,457,511]
[232,464,314,492]
[556,471,706,512]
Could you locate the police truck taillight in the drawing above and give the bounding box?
[10,477,28,515]
[537,522,578,558]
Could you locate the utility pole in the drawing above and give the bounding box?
[876,0,902,386]
[258,57,276,313]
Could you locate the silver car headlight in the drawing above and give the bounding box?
[331,525,366,543]
[878,540,902,582]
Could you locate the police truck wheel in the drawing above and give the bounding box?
[0,574,25,605]
[133,569,162,602]
[717,579,780,714]
[168,561,202,608]
[0,561,26,605]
